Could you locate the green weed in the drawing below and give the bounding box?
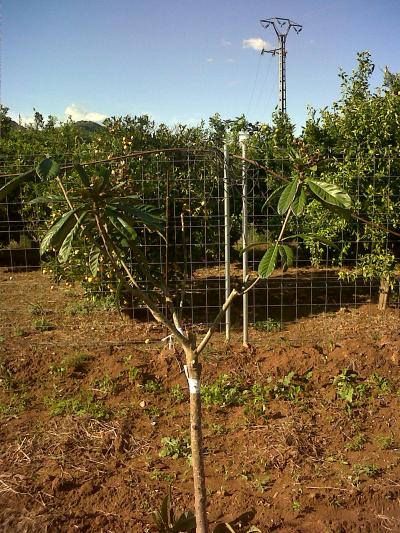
[144,406,161,418]
[209,423,225,437]
[143,378,164,394]
[64,353,92,373]
[65,295,116,316]
[0,363,15,391]
[291,500,301,512]
[28,302,47,316]
[50,353,91,375]
[32,317,55,332]
[252,475,271,493]
[367,372,392,395]
[44,393,111,419]
[201,374,245,407]
[333,368,369,409]
[0,393,30,418]
[170,384,186,404]
[151,486,195,532]
[13,326,27,337]
[126,365,142,383]
[272,369,313,402]
[345,433,367,451]
[352,463,381,485]
[149,470,176,483]
[159,435,191,460]
[375,434,395,450]
[91,374,116,394]
[65,301,96,316]
[254,318,281,332]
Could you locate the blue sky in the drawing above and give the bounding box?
[2,0,400,132]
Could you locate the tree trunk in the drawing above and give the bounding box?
[185,349,208,533]
[378,276,390,311]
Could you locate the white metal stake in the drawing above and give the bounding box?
[223,142,231,342]
[239,132,249,347]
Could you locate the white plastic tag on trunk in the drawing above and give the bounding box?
[184,365,200,394]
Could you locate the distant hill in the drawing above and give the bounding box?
[75,121,104,134]
[10,119,23,131]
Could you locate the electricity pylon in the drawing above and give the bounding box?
[260,17,302,116]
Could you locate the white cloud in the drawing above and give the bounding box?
[206,57,214,63]
[226,58,235,63]
[242,37,270,52]
[221,39,232,47]
[64,104,107,123]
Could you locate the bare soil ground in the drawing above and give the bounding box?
[0,270,399,532]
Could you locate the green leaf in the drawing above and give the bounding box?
[106,208,139,243]
[36,158,60,180]
[307,179,351,210]
[278,244,294,271]
[29,195,66,204]
[89,248,101,277]
[112,201,165,234]
[258,243,278,278]
[40,207,84,256]
[117,216,138,241]
[0,169,36,201]
[261,184,286,210]
[58,212,87,263]
[283,233,338,249]
[278,245,288,271]
[241,242,272,254]
[278,177,299,215]
[282,245,294,268]
[291,187,307,216]
[151,491,172,528]
[75,165,91,188]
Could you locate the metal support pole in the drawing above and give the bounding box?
[223,142,231,342]
[239,132,249,347]
[260,17,302,116]
[278,34,287,115]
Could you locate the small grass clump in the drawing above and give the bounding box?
[32,318,55,332]
[91,374,116,395]
[0,362,16,391]
[50,353,92,375]
[375,434,395,450]
[345,433,368,452]
[0,393,30,419]
[44,393,111,419]
[367,372,393,396]
[254,318,282,332]
[350,463,383,488]
[126,365,142,384]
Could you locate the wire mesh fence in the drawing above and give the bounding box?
[1,147,399,338]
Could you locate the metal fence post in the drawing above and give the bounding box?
[239,132,249,347]
[223,143,231,341]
